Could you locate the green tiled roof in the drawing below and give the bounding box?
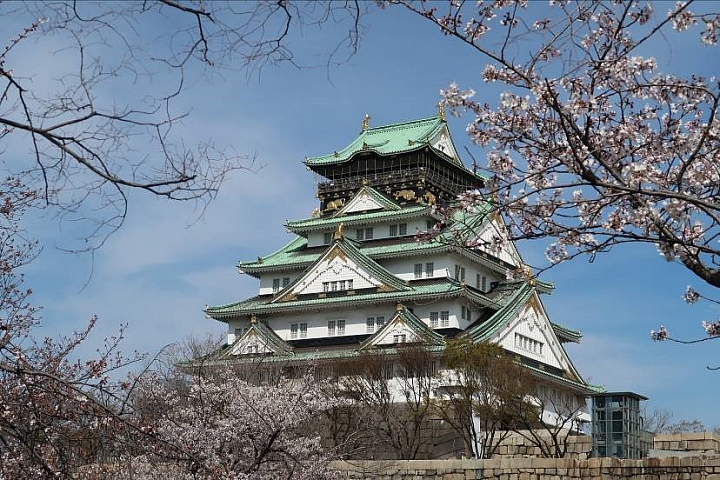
[238,235,515,278]
[305,116,458,166]
[206,279,499,320]
[463,281,535,343]
[202,343,448,366]
[287,205,429,233]
[551,322,582,343]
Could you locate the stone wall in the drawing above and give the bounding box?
[332,456,720,479]
[653,432,720,457]
[492,432,591,459]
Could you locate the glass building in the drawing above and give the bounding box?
[591,392,652,459]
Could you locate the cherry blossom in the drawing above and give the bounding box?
[111,370,342,480]
[397,0,720,342]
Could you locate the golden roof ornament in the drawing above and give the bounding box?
[250,315,258,324]
[396,303,404,312]
[361,113,370,131]
[437,102,446,121]
[333,222,345,241]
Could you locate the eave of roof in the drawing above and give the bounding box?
[551,322,582,343]
[286,205,430,234]
[238,235,515,278]
[205,278,501,321]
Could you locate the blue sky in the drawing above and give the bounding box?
[4,3,720,427]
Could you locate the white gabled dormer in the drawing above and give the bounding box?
[335,185,400,215]
[429,125,460,162]
[495,294,574,373]
[221,316,293,358]
[359,304,444,350]
[273,226,408,303]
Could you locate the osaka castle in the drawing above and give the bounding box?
[204,109,596,415]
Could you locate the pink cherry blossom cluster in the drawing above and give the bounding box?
[114,370,342,480]
[402,0,719,290]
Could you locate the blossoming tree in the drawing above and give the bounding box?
[391,0,720,341]
[99,370,342,480]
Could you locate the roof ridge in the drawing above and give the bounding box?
[365,116,440,132]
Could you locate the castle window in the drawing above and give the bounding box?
[366,315,385,333]
[461,306,466,320]
[328,320,336,336]
[454,265,465,281]
[393,334,407,343]
[356,227,374,240]
[337,319,346,335]
[390,223,407,237]
[430,312,439,329]
[234,327,248,338]
[290,323,299,339]
[324,232,332,245]
[272,278,281,293]
[325,280,353,292]
[414,263,423,279]
[425,262,434,277]
[441,311,449,328]
[515,333,544,355]
[282,277,290,288]
[299,323,307,338]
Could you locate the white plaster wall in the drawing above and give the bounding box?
[258,273,298,296]
[307,230,332,248]
[227,297,479,344]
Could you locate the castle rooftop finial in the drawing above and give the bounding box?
[361,113,370,131]
[437,102,445,121]
[333,222,345,241]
